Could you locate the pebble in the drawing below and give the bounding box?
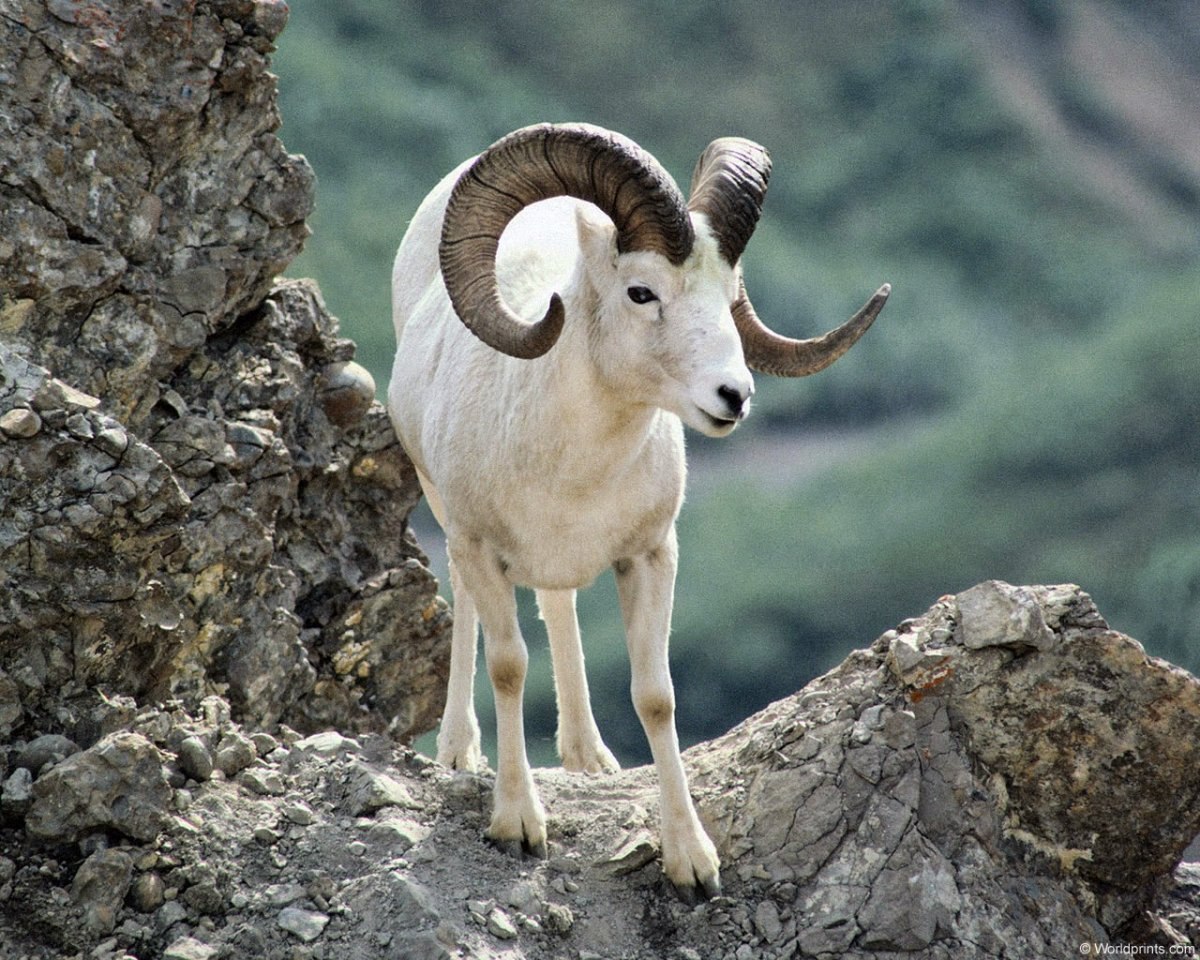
[281,800,317,825]
[277,906,330,942]
[162,937,218,960]
[213,731,256,777]
[16,734,80,774]
[249,732,280,756]
[176,737,213,782]
[239,768,285,796]
[0,407,41,438]
[486,907,519,940]
[130,872,166,913]
[347,767,417,815]
[1,767,33,817]
[294,731,361,758]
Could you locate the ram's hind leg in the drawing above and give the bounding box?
[435,551,483,772]
[537,589,620,774]
[455,539,547,859]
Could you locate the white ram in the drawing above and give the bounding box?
[387,123,889,898]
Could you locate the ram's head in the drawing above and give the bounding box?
[438,123,889,435]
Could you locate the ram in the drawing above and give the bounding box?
[387,123,888,898]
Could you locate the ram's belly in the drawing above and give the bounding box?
[481,485,678,591]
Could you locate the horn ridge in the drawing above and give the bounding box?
[439,123,694,358]
[688,137,772,265]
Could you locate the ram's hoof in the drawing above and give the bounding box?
[671,870,721,904]
[488,834,549,861]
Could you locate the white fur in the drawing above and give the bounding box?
[387,158,755,895]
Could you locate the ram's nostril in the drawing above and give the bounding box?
[716,384,750,418]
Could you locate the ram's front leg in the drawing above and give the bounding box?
[614,531,720,900]
[453,539,548,859]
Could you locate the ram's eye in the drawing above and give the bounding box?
[626,286,658,305]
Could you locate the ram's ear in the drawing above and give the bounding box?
[576,203,618,276]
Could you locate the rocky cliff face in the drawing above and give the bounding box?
[0,0,451,744]
[4,3,1200,959]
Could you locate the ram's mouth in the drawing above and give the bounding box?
[697,409,740,436]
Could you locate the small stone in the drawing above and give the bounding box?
[347,766,417,815]
[957,580,1055,652]
[176,737,213,782]
[0,407,41,438]
[131,872,166,913]
[94,425,128,457]
[754,900,784,943]
[250,732,280,757]
[545,902,574,935]
[265,882,307,906]
[1,767,33,818]
[181,880,223,915]
[25,732,171,843]
[213,731,256,776]
[281,800,316,825]
[486,907,519,940]
[239,768,285,796]
[319,360,376,427]
[365,818,426,853]
[505,879,542,915]
[278,906,330,942]
[294,731,361,758]
[72,848,133,935]
[600,829,658,876]
[348,840,367,856]
[162,936,218,960]
[16,734,81,774]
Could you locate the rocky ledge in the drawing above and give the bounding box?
[2,583,1199,959]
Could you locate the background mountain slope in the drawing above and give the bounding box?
[273,0,1200,763]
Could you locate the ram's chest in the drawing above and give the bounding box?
[456,447,684,591]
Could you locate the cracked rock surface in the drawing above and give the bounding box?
[0,0,451,743]
[2,585,1200,958]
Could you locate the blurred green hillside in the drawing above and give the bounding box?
[273,0,1200,764]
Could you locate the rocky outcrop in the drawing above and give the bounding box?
[0,0,451,743]
[1,584,1198,958]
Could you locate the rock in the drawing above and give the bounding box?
[1,767,33,819]
[347,764,419,815]
[956,579,1056,651]
[486,906,520,940]
[295,730,362,759]
[600,829,659,876]
[0,407,41,438]
[277,906,330,942]
[71,848,133,934]
[162,937,218,960]
[281,800,317,825]
[213,730,257,777]
[25,732,171,843]
[0,0,449,748]
[239,767,286,796]
[130,872,166,913]
[176,737,214,782]
[15,733,81,774]
[687,582,1200,956]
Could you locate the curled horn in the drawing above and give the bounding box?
[689,137,890,377]
[439,123,694,359]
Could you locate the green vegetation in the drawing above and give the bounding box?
[273,0,1200,765]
